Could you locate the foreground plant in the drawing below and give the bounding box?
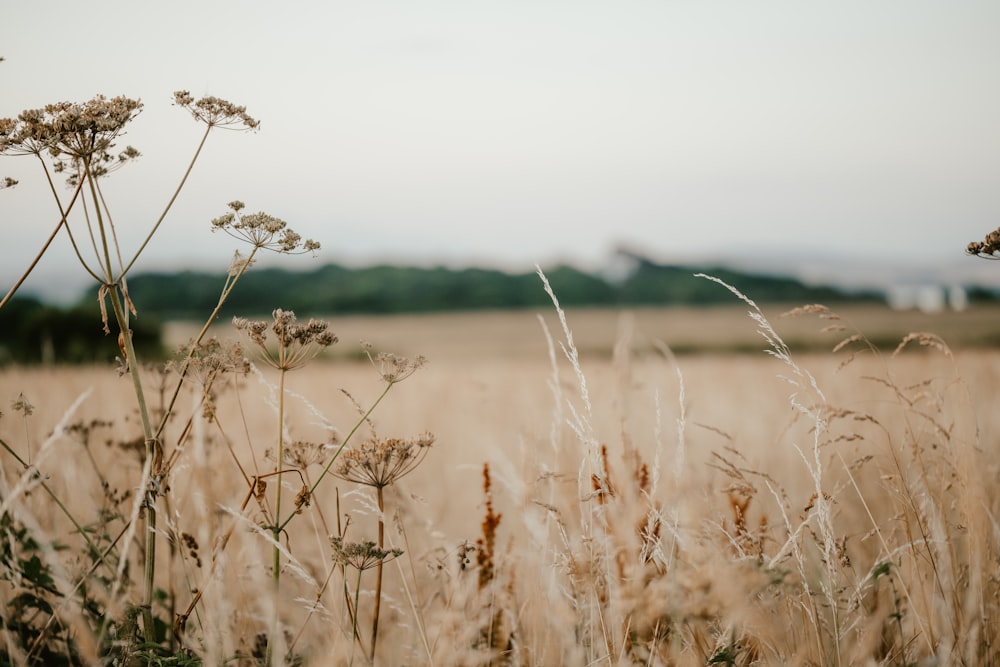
[234,309,336,582]
[0,88,317,658]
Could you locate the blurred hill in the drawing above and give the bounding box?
[100,251,883,320]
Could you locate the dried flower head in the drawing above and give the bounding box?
[1,96,142,186]
[11,392,34,417]
[227,249,255,276]
[1,95,142,159]
[333,431,435,489]
[266,438,339,469]
[967,226,1000,259]
[171,337,251,385]
[233,308,336,370]
[1,176,17,189]
[330,536,403,571]
[211,201,320,254]
[173,91,259,130]
[360,341,427,384]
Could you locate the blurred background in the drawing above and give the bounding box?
[3,1,1000,362]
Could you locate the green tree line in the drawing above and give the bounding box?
[113,256,879,320]
[0,297,163,365]
[1,257,884,364]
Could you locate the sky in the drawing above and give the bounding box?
[3,1,1000,302]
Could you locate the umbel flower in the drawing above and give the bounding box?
[233,308,336,371]
[333,432,435,489]
[967,226,1000,259]
[330,537,403,571]
[0,95,141,157]
[173,90,259,130]
[360,341,427,383]
[211,200,320,254]
[0,95,142,183]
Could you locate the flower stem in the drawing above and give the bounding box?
[107,286,159,645]
[370,486,385,663]
[273,366,287,583]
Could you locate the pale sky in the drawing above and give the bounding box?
[3,1,1000,300]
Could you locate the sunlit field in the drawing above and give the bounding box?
[3,300,1000,665]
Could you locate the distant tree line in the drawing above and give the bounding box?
[0,297,163,365]
[111,255,881,320]
[0,256,899,364]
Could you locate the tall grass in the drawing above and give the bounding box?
[1,277,998,664]
[2,80,999,664]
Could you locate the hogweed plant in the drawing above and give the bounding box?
[0,85,422,665]
[233,309,336,583]
[333,422,434,661]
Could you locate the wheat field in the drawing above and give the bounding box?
[2,302,999,665]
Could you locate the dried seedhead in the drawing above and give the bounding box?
[330,536,403,572]
[1,95,142,185]
[173,90,259,130]
[173,337,251,385]
[333,431,435,489]
[967,226,1000,259]
[476,463,503,590]
[11,392,34,417]
[233,308,336,371]
[269,438,339,469]
[361,341,427,383]
[1,95,141,158]
[211,200,319,254]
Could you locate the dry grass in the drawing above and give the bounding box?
[164,302,1000,361]
[3,302,1000,665]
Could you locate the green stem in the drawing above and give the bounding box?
[0,438,110,565]
[107,286,159,645]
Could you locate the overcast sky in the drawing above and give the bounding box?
[3,1,1000,300]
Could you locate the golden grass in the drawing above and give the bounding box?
[3,304,1000,665]
[165,302,1000,361]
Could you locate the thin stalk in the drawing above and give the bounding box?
[370,486,385,663]
[107,286,159,645]
[351,568,364,665]
[0,438,109,565]
[84,165,159,643]
[297,382,395,523]
[273,366,287,582]
[266,365,288,667]
[120,124,212,278]
[153,245,260,442]
[0,162,88,311]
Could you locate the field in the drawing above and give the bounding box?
[3,300,1000,665]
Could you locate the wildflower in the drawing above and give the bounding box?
[173,90,259,130]
[967,226,1000,259]
[233,308,336,371]
[360,341,427,383]
[227,249,255,276]
[333,432,435,489]
[0,95,142,184]
[11,393,33,416]
[211,201,320,254]
[171,337,251,385]
[277,438,339,469]
[330,536,402,571]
